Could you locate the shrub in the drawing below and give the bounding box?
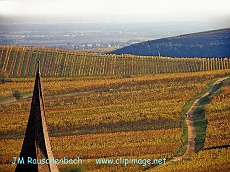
[13,90,22,100]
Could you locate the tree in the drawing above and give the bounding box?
[13,90,22,100]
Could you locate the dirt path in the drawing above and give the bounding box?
[0,94,32,106]
[1,77,229,166]
[152,76,229,169]
[0,91,95,106]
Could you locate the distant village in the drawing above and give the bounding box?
[49,40,141,50]
[0,30,144,50]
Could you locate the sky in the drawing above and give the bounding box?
[0,0,230,23]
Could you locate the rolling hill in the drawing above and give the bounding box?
[110,28,230,57]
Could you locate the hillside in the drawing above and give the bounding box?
[110,28,230,57]
[0,46,230,171]
[0,46,229,78]
[1,70,230,172]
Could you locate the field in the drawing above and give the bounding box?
[1,46,229,78]
[0,46,230,171]
[151,78,230,172]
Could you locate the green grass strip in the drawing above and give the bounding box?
[175,77,225,156]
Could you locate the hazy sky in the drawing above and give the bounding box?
[0,0,230,23]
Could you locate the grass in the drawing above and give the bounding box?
[175,77,225,156]
[0,96,15,103]
[174,119,188,156]
[193,77,227,153]
[193,107,208,153]
[0,92,32,103]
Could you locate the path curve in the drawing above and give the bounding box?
[153,76,229,169]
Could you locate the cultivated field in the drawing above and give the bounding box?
[1,46,229,78]
[0,46,229,171]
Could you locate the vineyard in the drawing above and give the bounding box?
[149,78,230,172]
[0,46,230,171]
[204,79,230,148]
[1,69,230,171]
[0,46,230,78]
